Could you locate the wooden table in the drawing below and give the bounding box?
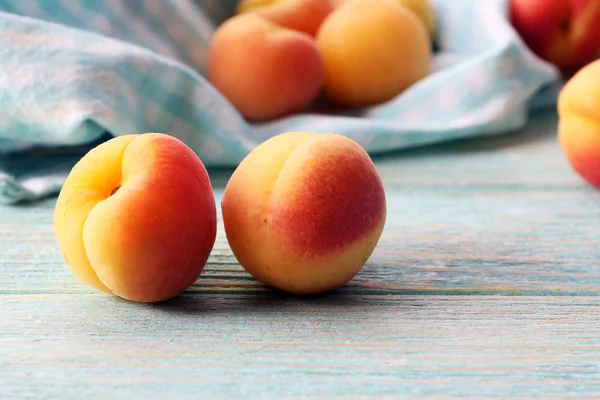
[2,110,599,399]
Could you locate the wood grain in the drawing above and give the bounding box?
[2,294,600,399]
[1,111,600,399]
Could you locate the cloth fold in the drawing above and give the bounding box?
[0,0,560,204]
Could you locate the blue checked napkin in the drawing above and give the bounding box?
[0,0,560,204]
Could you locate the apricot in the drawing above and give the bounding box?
[558,59,600,189]
[316,0,431,108]
[53,133,217,303]
[235,0,334,36]
[334,0,436,38]
[208,14,324,121]
[221,132,387,295]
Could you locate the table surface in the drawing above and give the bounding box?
[2,110,600,399]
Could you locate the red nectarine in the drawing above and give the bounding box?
[509,0,600,75]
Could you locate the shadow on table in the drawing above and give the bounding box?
[145,285,400,315]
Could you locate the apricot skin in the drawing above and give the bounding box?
[53,133,217,303]
[207,14,324,121]
[334,0,436,38]
[558,60,600,189]
[236,0,334,37]
[221,132,387,295]
[316,0,431,108]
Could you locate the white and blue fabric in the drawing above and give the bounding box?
[0,0,560,204]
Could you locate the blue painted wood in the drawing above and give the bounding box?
[1,110,600,399]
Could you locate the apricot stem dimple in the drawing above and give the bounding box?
[110,186,120,196]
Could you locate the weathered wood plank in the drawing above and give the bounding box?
[2,295,600,399]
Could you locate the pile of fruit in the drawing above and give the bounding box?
[51,0,600,304]
[53,0,437,303]
[54,131,387,303]
[207,0,436,121]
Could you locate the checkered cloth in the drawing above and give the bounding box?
[0,0,560,204]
